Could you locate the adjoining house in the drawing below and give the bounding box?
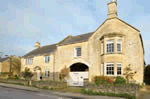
[0,56,21,78]
[21,0,144,86]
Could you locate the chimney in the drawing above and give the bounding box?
[35,42,40,48]
[107,0,117,19]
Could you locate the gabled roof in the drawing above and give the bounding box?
[58,32,94,46]
[0,57,9,62]
[23,44,57,58]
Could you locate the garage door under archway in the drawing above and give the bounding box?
[69,63,89,86]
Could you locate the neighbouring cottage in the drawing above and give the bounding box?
[0,56,21,78]
[21,0,144,85]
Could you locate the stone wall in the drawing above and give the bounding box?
[84,83,139,96]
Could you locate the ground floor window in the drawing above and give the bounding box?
[106,63,114,75]
[45,70,49,77]
[117,63,122,75]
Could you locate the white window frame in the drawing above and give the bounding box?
[106,40,114,53]
[117,63,122,76]
[45,56,50,63]
[105,63,114,76]
[25,58,33,65]
[117,39,122,53]
[74,47,81,57]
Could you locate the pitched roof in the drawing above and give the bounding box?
[23,44,57,57]
[58,32,94,46]
[0,57,9,62]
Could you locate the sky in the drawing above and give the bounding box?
[0,0,150,64]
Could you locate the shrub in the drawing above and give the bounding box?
[41,86,49,89]
[15,75,20,80]
[94,76,114,85]
[114,76,126,84]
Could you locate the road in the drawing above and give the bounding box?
[0,86,73,99]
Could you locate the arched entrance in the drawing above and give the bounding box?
[69,63,89,86]
[33,66,41,80]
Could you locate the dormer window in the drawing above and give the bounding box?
[106,40,114,53]
[45,56,50,63]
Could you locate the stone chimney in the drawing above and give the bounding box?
[35,42,40,48]
[107,0,117,19]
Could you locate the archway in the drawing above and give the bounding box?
[69,63,89,86]
[70,63,89,72]
[33,66,42,80]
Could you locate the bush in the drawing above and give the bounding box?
[114,76,126,84]
[94,76,114,85]
[41,86,49,89]
[15,75,20,80]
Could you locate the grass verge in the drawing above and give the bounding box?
[80,89,136,99]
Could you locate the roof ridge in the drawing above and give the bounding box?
[72,31,94,37]
[40,43,57,48]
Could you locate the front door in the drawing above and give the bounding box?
[37,70,40,80]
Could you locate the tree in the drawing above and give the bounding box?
[22,67,33,85]
[59,66,70,82]
[123,64,137,83]
[144,64,150,84]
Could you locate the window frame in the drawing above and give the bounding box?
[117,63,122,76]
[117,39,122,53]
[74,47,82,57]
[45,56,50,63]
[105,63,114,76]
[25,58,33,65]
[106,40,114,53]
[45,70,50,77]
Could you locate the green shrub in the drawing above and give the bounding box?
[114,76,126,84]
[41,86,49,89]
[94,76,114,85]
[15,75,20,80]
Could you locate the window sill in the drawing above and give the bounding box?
[101,52,123,56]
[74,56,81,58]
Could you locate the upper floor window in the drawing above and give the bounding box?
[106,63,114,75]
[106,40,114,53]
[117,63,122,75]
[117,40,122,53]
[45,56,50,63]
[74,47,81,57]
[25,58,33,65]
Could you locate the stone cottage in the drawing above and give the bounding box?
[21,0,144,85]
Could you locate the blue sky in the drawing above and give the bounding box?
[0,0,150,64]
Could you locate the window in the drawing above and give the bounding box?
[45,56,50,63]
[45,70,49,77]
[117,63,122,75]
[117,40,122,52]
[106,63,114,75]
[25,58,33,65]
[101,42,104,54]
[106,40,114,53]
[75,47,81,57]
